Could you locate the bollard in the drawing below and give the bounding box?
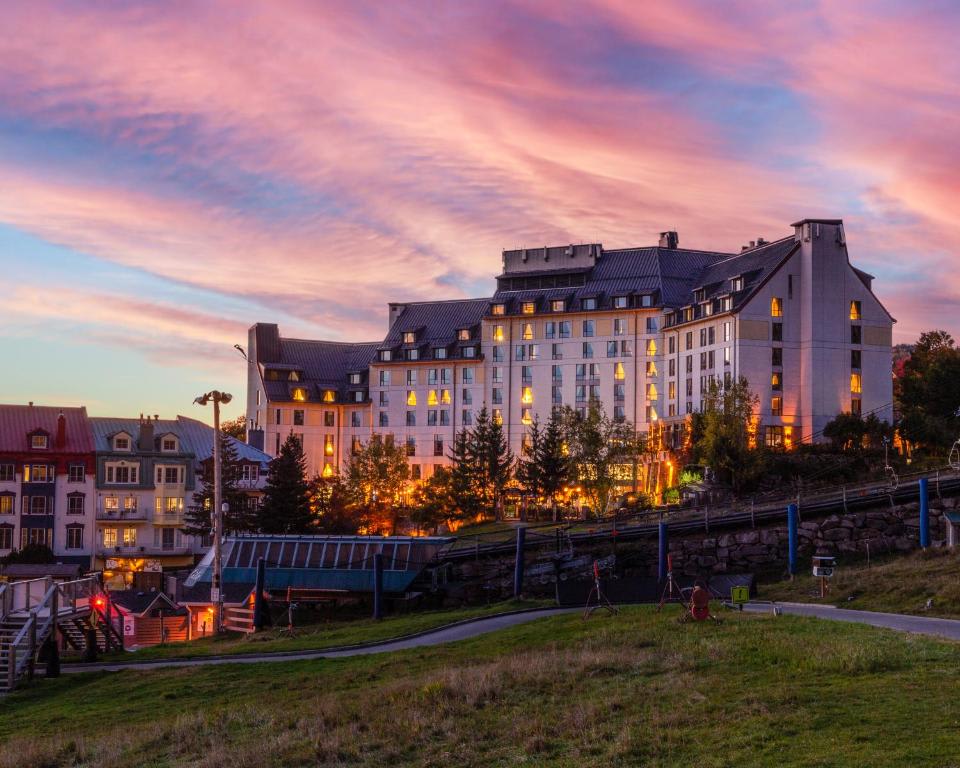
[919,477,930,549]
[787,503,798,577]
[253,557,269,630]
[373,552,384,620]
[513,527,526,599]
[658,521,669,582]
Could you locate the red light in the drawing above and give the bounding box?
[93,596,106,609]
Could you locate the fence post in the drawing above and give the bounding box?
[513,527,526,599]
[253,557,269,631]
[919,477,930,549]
[373,552,384,620]
[787,503,798,577]
[658,521,669,582]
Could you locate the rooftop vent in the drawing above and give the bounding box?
[658,231,679,249]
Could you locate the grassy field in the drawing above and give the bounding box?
[759,547,960,618]
[5,606,960,767]
[83,599,550,662]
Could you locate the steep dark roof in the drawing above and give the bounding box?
[259,336,380,403]
[690,237,798,305]
[108,589,182,616]
[381,298,488,356]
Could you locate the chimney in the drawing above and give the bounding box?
[658,231,679,249]
[55,411,66,449]
[138,415,155,452]
[756,237,766,246]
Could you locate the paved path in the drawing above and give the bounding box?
[61,608,580,673]
[59,602,960,676]
[744,601,960,641]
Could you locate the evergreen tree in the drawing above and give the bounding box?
[258,434,314,534]
[515,416,545,502]
[539,409,571,520]
[469,406,513,519]
[447,428,482,521]
[183,433,256,537]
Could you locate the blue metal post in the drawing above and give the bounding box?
[919,477,930,549]
[373,553,384,620]
[787,503,798,576]
[658,521,668,582]
[513,527,526,598]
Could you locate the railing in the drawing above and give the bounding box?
[97,544,192,557]
[6,614,36,690]
[96,507,149,521]
[1,577,53,618]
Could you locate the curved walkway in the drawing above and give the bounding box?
[61,608,579,673]
[744,602,960,640]
[60,602,960,675]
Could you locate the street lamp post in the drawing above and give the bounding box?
[194,390,232,633]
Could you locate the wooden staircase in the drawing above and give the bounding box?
[0,576,118,693]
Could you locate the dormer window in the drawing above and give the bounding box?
[407,348,420,361]
[348,372,362,385]
[161,437,178,452]
[434,347,447,360]
[641,294,653,308]
[551,299,565,312]
[322,390,336,403]
[403,331,417,344]
[613,296,629,309]
[693,288,705,303]
[353,391,365,403]
[114,435,131,451]
[288,371,300,382]
[731,276,744,292]
[379,350,392,362]
[683,307,694,322]
[292,387,308,402]
[462,346,476,358]
[702,302,714,317]
[582,298,597,311]
[457,328,471,341]
[721,296,732,312]
[491,303,505,316]
[30,434,48,450]
[521,301,536,315]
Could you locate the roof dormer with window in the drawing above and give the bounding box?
[28,430,50,450]
[158,434,179,453]
[112,432,133,452]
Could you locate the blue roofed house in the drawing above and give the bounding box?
[90,415,271,589]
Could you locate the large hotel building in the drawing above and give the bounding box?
[245,218,893,495]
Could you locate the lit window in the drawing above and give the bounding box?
[771,297,783,317]
[646,339,657,356]
[403,331,416,344]
[457,328,471,341]
[551,299,565,312]
[614,362,625,380]
[322,463,334,478]
[522,323,534,340]
[521,408,532,424]
[441,389,451,405]
[521,301,535,314]
[646,361,657,376]
[647,383,658,400]
[292,387,308,402]
[521,386,533,404]
[492,409,503,425]
[322,390,335,403]
[849,300,862,321]
[30,434,48,450]
[427,390,439,406]
[324,435,335,456]
[491,303,505,316]
[771,372,782,391]
[493,324,505,342]
[850,372,862,394]
[406,391,417,406]
[771,396,783,416]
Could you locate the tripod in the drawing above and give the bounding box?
[583,560,618,619]
[656,555,682,611]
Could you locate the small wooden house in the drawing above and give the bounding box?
[108,589,188,646]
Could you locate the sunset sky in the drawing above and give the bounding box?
[2,1,958,423]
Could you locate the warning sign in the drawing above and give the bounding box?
[730,586,749,604]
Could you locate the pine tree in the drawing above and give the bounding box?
[516,415,545,504]
[183,433,256,537]
[539,409,571,520]
[258,434,314,534]
[447,428,482,521]
[470,406,513,519]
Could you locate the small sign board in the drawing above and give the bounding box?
[730,585,749,604]
[812,555,836,579]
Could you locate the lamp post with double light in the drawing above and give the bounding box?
[194,390,232,632]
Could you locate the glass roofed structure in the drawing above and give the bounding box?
[184,534,455,594]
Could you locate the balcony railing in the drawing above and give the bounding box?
[97,544,193,558]
[96,507,149,522]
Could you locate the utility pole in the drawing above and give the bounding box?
[194,389,232,633]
